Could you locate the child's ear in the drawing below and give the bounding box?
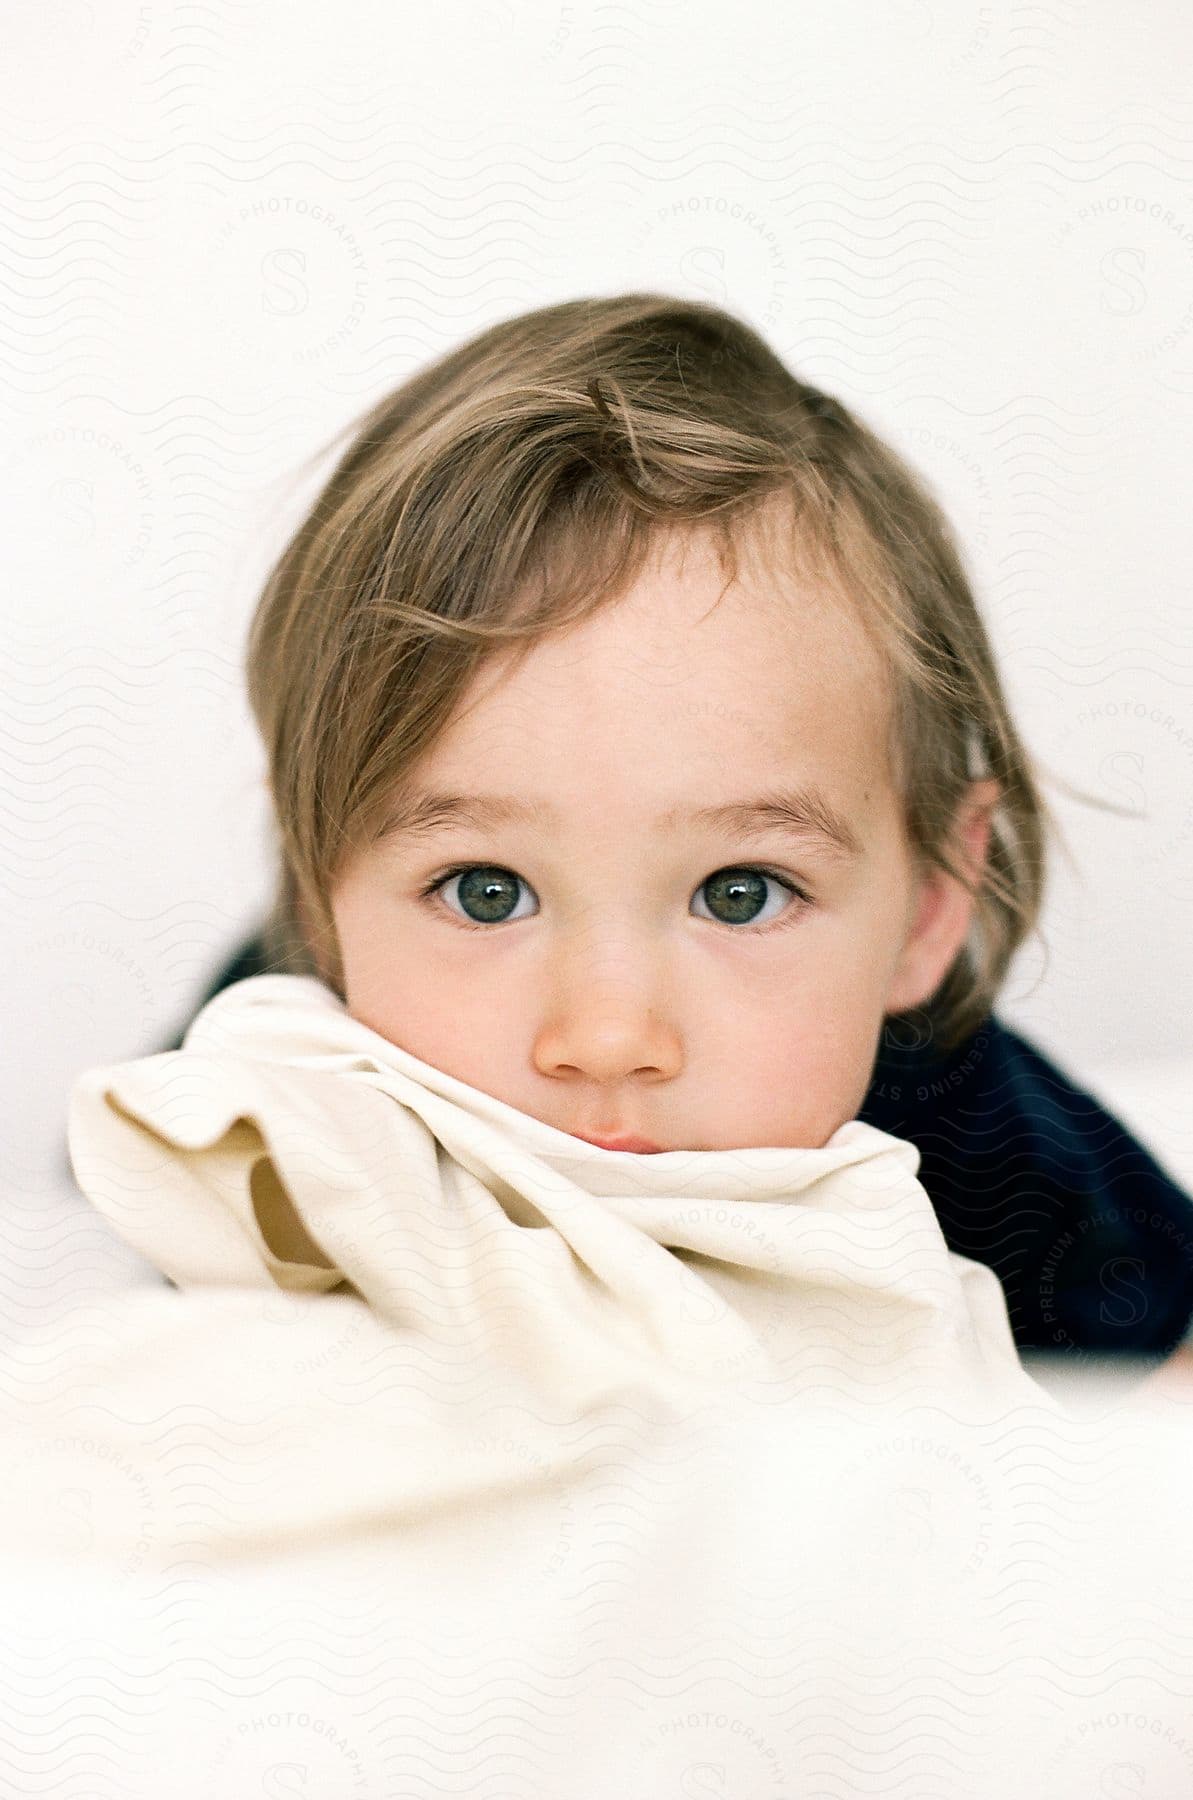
[882,778,1002,1019]
[949,775,1001,885]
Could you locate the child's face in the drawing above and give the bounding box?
[329,519,995,1152]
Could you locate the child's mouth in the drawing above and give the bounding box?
[574,1132,663,1153]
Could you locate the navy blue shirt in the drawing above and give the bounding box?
[152,933,1193,1361]
[858,1018,1193,1359]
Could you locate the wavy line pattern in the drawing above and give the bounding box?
[0,1290,1190,1795]
[2,6,1193,1790]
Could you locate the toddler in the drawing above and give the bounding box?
[31,291,1193,1798]
[65,290,1063,1404]
[63,291,1063,1402]
[248,290,1043,1162]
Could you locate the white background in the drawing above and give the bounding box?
[5,0,1193,1285]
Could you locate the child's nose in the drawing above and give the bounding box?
[531,984,683,1088]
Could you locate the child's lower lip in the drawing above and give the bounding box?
[575,1133,663,1153]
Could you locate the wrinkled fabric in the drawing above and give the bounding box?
[1,1272,1190,1796]
[64,973,1043,1414]
[158,928,1193,1358]
[1,976,1189,1794]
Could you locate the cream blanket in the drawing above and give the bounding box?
[1,974,1189,1795]
[62,972,1038,1413]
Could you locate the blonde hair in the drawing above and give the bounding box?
[245,292,1058,1055]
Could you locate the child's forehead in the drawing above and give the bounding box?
[514,510,885,676]
[502,547,891,736]
[434,594,897,819]
[426,510,900,808]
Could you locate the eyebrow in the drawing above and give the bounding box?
[376,784,863,860]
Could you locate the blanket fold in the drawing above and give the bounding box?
[9,977,1183,1798]
[65,973,1040,1410]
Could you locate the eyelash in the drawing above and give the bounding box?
[416,862,814,936]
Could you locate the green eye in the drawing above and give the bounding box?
[701,868,771,925]
[419,863,812,934]
[447,866,524,924]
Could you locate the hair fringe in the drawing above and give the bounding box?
[241,292,1110,1061]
